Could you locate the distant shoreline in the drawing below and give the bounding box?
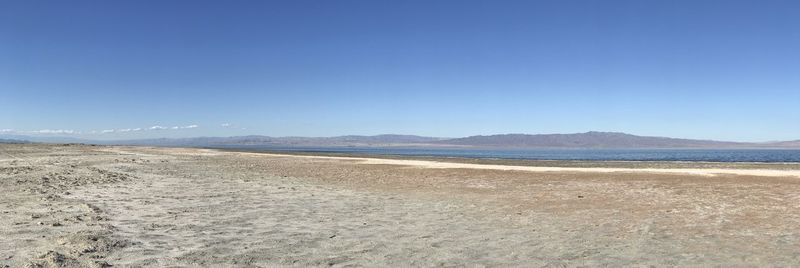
[212,146,800,170]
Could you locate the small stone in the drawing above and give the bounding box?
[93,261,112,268]
[37,222,44,225]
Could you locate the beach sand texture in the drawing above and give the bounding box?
[3,144,800,267]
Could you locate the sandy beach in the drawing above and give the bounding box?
[3,144,800,267]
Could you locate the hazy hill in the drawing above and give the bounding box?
[3,132,799,148]
[103,134,445,147]
[435,132,750,148]
[0,134,87,144]
[0,138,30,144]
[107,132,795,148]
[762,140,800,148]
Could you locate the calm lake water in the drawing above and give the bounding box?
[215,146,800,163]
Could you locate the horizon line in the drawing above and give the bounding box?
[2,131,797,144]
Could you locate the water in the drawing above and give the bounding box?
[213,145,800,163]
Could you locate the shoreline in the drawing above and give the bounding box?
[212,147,800,171]
[219,149,800,178]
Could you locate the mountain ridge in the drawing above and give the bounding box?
[2,132,799,148]
[436,131,751,148]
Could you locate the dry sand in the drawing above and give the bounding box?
[3,144,800,267]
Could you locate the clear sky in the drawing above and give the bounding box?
[1,0,799,142]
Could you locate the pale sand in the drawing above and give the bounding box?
[245,152,800,178]
[3,144,800,267]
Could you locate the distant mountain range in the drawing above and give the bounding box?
[0,138,30,144]
[2,132,799,148]
[97,134,446,147]
[765,140,800,147]
[434,132,751,148]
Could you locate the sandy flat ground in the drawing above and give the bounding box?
[3,144,800,267]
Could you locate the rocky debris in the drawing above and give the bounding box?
[55,231,130,256]
[90,261,112,268]
[0,166,36,175]
[25,250,80,268]
[0,146,137,267]
[6,166,135,196]
[87,167,135,183]
[80,204,103,214]
[113,158,150,164]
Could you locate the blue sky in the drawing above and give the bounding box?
[1,0,799,141]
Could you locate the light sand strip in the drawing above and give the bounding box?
[239,152,800,178]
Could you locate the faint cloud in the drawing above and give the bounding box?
[95,128,145,134]
[149,125,197,131]
[171,125,198,130]
[75,124,199,135]
[33,129,77,134]
[3,125,196,136]
[221,123,244,130]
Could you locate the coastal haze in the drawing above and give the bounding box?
[3,131,800,148]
